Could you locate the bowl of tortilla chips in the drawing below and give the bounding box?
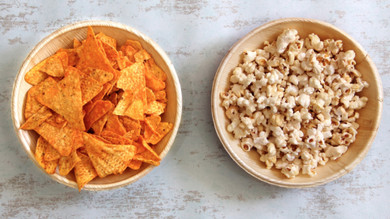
[11,21,182,191]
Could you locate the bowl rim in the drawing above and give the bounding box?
[211,17,383,188]
[11,20,183,191]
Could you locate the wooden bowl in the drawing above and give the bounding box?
[211,18,383,188]
[11,21,182,191]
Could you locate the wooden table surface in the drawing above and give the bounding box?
[1,0,389,218]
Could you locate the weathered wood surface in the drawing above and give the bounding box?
[1,0,389,218]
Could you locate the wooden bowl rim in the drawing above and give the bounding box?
[211,17,383,188]
[11,20,183,191]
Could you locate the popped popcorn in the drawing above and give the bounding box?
[221,29,368,178]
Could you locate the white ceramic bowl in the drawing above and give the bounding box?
[212,18,383,188]
[12,20,182,191]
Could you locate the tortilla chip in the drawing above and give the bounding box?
[58,150,81,176]
[74,152,97,191]
[145,122,173,145]
[116,62,146,91]
[82,133,136,177]
[128,160,142,170]
[107,92,118,105]
[146,58,167,81]
[122,40,143,52]
[73,38,82,48]
[145,67,165,91]
[134,49,151,63]
[91,83,111,102]
[100,130,133,145]
[104,113,127,136]
[20,106,52,130]
[35,66,85,130]
[84,100,113,130]
[116,51,132,70]
[113,91,133,115]
[24,59,49,85]
[100,41,119,64]
[35,122,82,156]
[43,140,61,162]
[145,115,161,133]
[57,48,79,67]
[90,113,108,135]
[78,70,103,105]
[145,101,166,115]
[86,68,114,85]
[96,32,116,48]
[35,137,59,174]
[145,88,156,104]
[45,114,68,129]
[77,27,116,81]
[40,51,68,77]
[154,90,167,102]
[24,77,57,119]
[120,116,141,139]
[133,137,161,166]
[124,97,144,121]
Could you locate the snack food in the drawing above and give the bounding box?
[21,26,173,190]
[221,29,368,178]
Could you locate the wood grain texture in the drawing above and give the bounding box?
[212,18,383,187]
[1,0,390,218]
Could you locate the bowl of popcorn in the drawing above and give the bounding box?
[212,18,383,187]
[12,21,182,191]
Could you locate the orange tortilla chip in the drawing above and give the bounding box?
[58,150,81,176]
[20,106,52,130]
[79,70,103,105]
[43,140,61,162]
[57,48,79,67]
[122,40,143,52]
[146,88,156,104]
[154,90,167,102]
[133,137,161,166]
[35,122,82,156]
[116,62,146,91]
[40,51,68,77]
[73,38,82,48]
[145,101,166,115]
[124,97,144,121]
[104,113,127,136]
[96,32,116,48]
[100,130,133,145]
[146,122,173,145]
[100,40,119,64]
[24,59,49,85]
[107,92,118,105]
[145,69,165,91]
[120,116,141,139]
[24,77,57,119]
[113,91,132,115]
[128,160,142,170]
[86,68,114,85]
[82,133,136,177]
[36,67,85,130]
[134,49,151,63]
[84,100,113,130]
[146,58,167,81]
[90,113,108,135]
[91,83,111,102]
[45,114,68,129]
[116,51,132,70]
[35,137,59,174]
[77,27,116,81]
[145,115,161,132]
[74,152,97,191]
